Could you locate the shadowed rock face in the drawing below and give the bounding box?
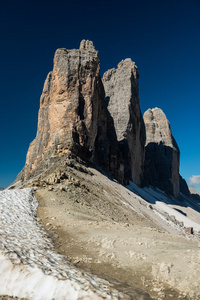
[17,40,119,182]
[143,108,180,198]
[180,175,191,197]
[189,187,200,201]
[102,59,146,186]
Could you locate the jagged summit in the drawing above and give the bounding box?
[16,40,119,183]
[15,41,190,198]
[16,41,146,187]
[117,58,138,70]
[79,39,96,51]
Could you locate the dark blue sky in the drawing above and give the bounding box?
[0,0,200,191]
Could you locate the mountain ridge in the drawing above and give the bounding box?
[15,40,190,199]
[6,41,200,299]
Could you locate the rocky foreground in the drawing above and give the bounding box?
[5,40,200,299]
[0,187,154,300]
[8,158,200,300]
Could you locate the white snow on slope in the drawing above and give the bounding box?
[1,181,200,299]
[0,189,123,300]
[0,253,100,300]
[128,182,200,235]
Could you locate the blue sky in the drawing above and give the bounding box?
[0,0,199,192]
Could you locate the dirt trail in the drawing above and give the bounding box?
[32,163,200,300]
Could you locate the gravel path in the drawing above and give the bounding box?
[0,189,153,300]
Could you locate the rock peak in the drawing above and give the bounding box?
[15,40,189,199]
[145,107,167,119]
[117,58,136,69]
[102,58,145,186]
[79,39,96,51]
[143,107,176,149]
[143,107,180,197]
[16,41,119,183]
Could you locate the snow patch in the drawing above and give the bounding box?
[127,181,200,235]
[0,252,100,300]
[0,189,122,299]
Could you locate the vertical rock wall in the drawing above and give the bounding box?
[16,40,188,198]
[143,108,180,198]
[17,40,119,181]
[103,59,145,186]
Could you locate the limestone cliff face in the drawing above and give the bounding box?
[16,40,187,197]
[103,59,145,186]
[17,40,119,181]
[143,108,180,197]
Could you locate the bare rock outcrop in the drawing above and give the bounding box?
[143,108,180,197]
[102,59,145,186]
[17,40,119,182]
[16,40,187,198]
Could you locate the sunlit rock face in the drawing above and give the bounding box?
[17,40,119,182]
[103,59,146,186]
[143,108,180,198]
[16,40,184,196]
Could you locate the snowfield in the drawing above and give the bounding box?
[1,180,200,300]
[128,182,200,237]
[0,189,131,300]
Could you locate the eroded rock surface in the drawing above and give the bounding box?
[103,59,145,186]
[143,108,180,197]
[16,40,189,197]
[17,40,119,182]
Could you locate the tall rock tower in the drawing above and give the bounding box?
[143,108,180,198]
[103,59,146,186]
[17,40,119,182]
